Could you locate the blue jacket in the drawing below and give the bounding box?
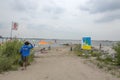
[20,44,33,57]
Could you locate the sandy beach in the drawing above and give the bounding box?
[0,46,119,80]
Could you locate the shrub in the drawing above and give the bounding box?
[0,57,13,73]
[0,40,34,73]
[97,63,104,69]
[90,52,100,57]
[113,42,120,65]
[74,44,83,56]
[0,40,23,72]
[74,44,91,58]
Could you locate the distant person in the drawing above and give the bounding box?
[55,40,57,43]
[43,48,45,51]
[70,47,72,51]
[99,43,102,50]
[40,48,46,53]
[34,44,35,47]
[48,46,51,50]
[20,41,34,70]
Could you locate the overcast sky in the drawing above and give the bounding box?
[0,0,120,40]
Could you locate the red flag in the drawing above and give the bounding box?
[12,22,18,30]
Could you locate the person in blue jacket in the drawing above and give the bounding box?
[20,41,33,70]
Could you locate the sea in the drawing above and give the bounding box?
[0,38,119,48]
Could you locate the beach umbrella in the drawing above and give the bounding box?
[39,40,48,45]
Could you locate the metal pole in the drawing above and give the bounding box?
[10,22,13,39]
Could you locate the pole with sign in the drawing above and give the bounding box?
[81,37,92,50]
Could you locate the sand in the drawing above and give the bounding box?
[0,46,119,80]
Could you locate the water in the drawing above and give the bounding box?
[0,38,118,47]
[92,40,117,47]
[30,40,117,47]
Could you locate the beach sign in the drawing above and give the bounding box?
[81,37,92,50]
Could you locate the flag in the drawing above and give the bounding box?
[12,22,18,30]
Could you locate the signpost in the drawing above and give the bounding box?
[81,37,92,50]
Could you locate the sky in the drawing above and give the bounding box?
[0,0,120,41]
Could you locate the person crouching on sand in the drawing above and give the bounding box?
[20,41,34,70]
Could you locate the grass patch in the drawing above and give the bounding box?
[0,40,34,73]
[74,44,120,77]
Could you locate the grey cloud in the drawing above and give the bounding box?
[42,0,65,15]
[43,7,64,15]
[96,14,120,23]
[0,22,8,29]
[42,4,65,19]
[81,0,120,13]
[9,0,39,21]
[12,0,64,20]
[80,7,90,11]
[12,0,37,12]
[80,0,120,22]
[0,24,3,28]
[28,24,49,30]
